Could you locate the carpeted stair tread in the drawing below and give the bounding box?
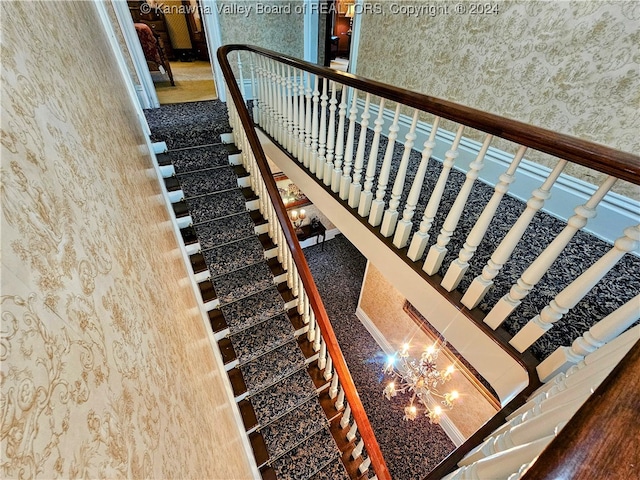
[145,100,231,149]
[213,261,275,305]
[272,426,341,480]
[186,190,247,224]
[194,213,256,250]
[168,144,232,173]
[177,167,239,198]
[230,313,293,365]
[240,340,306,394]
[203,236,265,278]
[251,369,317,426]
[308,457,350,480]
[221,287,285,334]
[261,397,327,461]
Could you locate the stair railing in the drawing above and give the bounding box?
[222,44,639,374]
[219,44,639,480]
[218,48,391,480]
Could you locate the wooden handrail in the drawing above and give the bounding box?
[520,340,640,480]
[221,44,640,186]
[217,45,392,480]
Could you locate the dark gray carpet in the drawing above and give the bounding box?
[304,235,456,480]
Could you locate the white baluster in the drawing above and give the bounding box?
[340,403,352,428]
[324,353,333,380]
[346,419,358,441]
[310,74,320,174]
[380,109,420,237]
[442,146,527,291]
[393,117,440,248]
[307,310,316,342]
[423,134,492,275]
[352,439,365,459]
[285,65,298,157]
[358,456,371,474]
[339,89,359,199]
[331,84,348,192]
[538,294,640,381]
[335,385,345,410]
[324,81,338,185]
[358,98,385,216]
[262,58,273,133]
[313,320,322,352]
[329,373,339,398]
[510,225,640,352]
[237,52,246,100]
[461,160,568,310]
[348,93,372,208]
[304,72,313,168]
[275,61,285,143]
[406,125,464,261]
[318,336,327,369]
[297,69,306,160]
[369,104,401,226]
[484,175,618,329]
[316,78,329,179]
[249,53,258,120]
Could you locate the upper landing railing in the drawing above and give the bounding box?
[218,44,640,479]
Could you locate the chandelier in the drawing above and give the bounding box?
[383,342,459,423]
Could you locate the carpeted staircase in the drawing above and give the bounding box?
[147,103,350,479]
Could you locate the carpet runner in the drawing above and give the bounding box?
[146,103,348,479]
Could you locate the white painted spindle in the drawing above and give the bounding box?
[393,117,440,248]
[358,98,385,216]
[423,134,492,275]
[310,75,320,174]
[324,81,338,185]
[339,89,359,199]
[331,84,348,192]
[369,104,401,227]
[304,72,313,168]
[510,225,640,352]
[442,146,527,291]
[461,160,568,310]
[352,438,365,459]
[348,93,372,208]
[340,403,352,428]
[483,175,618,329]
[316,78,329,179]
[380,109,419,237]
[406,125,464,261]
[297,69,306,161]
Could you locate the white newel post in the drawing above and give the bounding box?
[510,225,640,352]
[537,293,640,381]
[369,104,401,227]
[483,175,618,329]
[310,74,320,174]
[461,160,568,310]
[357,98,385,217]
[316,78,328,178]
[331,85,348,192]
[324,81,338,185]
[393,117,440,249]
[339,90,359,199]
[348,93,372,208]
[406,125,464,261]
[441,146,527,291]
[423,134,492,275]
[380,109,420,237]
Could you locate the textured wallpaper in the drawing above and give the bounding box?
[1,2,253,479]
[356,0,639,195]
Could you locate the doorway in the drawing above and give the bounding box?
[323,0,354,72]
[128,0,217,104]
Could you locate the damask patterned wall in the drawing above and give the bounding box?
[1,2,253,479]
[356,1,639,194]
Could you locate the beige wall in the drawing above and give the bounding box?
[356,0,639,197]
[359,264,498,438]
[0,2,253,479]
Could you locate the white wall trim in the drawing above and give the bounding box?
[359,100,640,246]
[110,0,160,109]
[347,0,364,74]
[355,307,466,446]
[201,0,226,102]
[303,0,319,63]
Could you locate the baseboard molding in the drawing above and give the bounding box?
[355,307,466,447]
[359,100,639,246]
